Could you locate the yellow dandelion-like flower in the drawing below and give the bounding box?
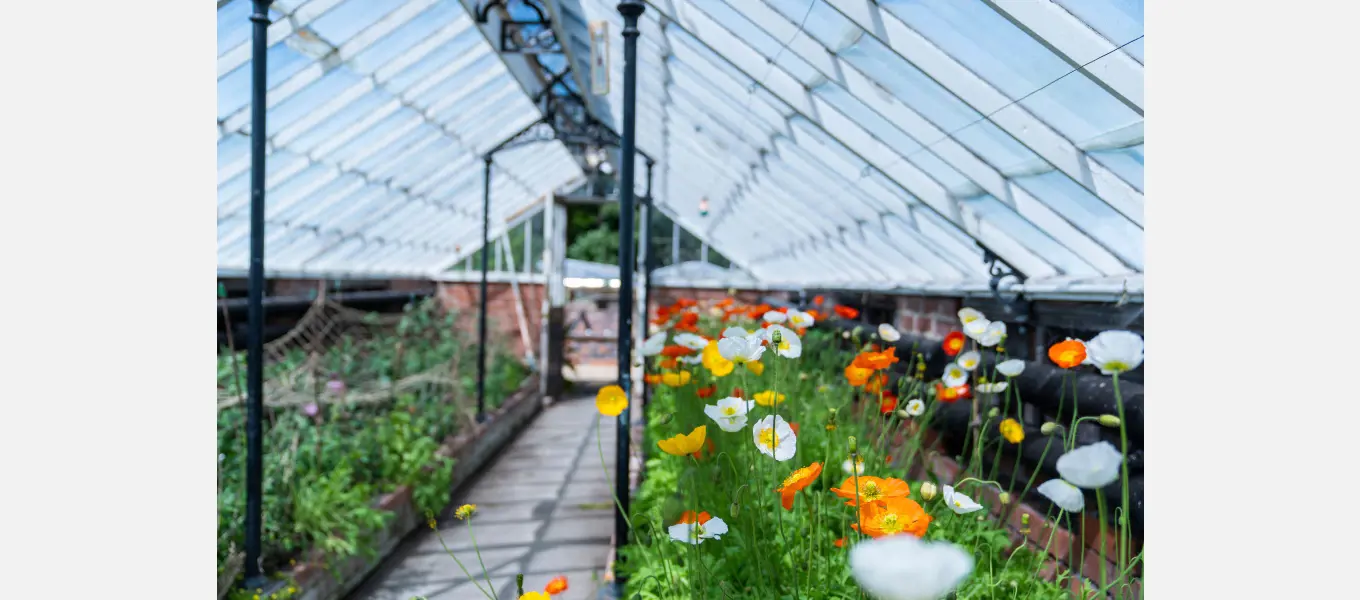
[455,504,477,520]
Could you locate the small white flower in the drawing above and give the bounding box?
[904,398,925,417]
[996,359,1025,377]
[963,317,991,341]
[877,323,901,342]
[673,332,709,351]
[1037,479,1086,512]
[941,363,969,388]
[1085,330,1144,375]
[641,331,667,356]
[942,485,985,514]
[763,310,788,324]
[976,382,1008,394]
[842,456,866,475]
[958,307,986,325]
[752,415,797,461]
[788,310,815,328]
[703,397,756,432]
[841,331,851,339]
[1056,441,1123,489]
[678,355,702,365]
[978,321,1006,347]
[956,351,981,371]
[850,535,974,600]
[667,516,729,544]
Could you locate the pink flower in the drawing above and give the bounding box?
[303,402,319,417]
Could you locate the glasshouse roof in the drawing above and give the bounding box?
[217,0,1143,298]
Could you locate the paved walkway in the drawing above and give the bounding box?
[349,388,623,600]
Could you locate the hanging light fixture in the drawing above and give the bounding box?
[698,196,709,217]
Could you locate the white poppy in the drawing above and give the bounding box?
[763,324,802,359]
[1056,441,1123,489]
[717,334,766,364]
[842,456,866,475]
[721,326,754,339]
[752,415,797,461]
[904,399,925,417]
[667,516,729,545]
[958,307,986,325]
[963,317,991,341]
[673,332,709,351]
[996,359,1025,377]
[978,321,1006,347]
[877,323,901,343]
[788,310,816,328]
[678,355,703,365]
[849,535,975,600]
[976,382,1008,394]
[956,351,981,371]
[941,363,969,388]
[1085,330,1144,375]
[942,485,985,514]
[1036,479,1086,512]
[763,310,788,324]
[703,397,756,432]
[641,331,667,356]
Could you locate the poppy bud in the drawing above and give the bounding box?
[998,492,1011,505]
[1020,513,1031,535]
[656,413,674,426]
[919,481,938,501]
[1098,414,1121,427]
[847,436,858,453]
[730,501,740,518]
[771,330,783,345]
[1040,422,1058,435]
[516,574,525,595]
[895,409,910,419]
[987,407,1000,418]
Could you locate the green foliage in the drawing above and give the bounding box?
[216,299,529,585]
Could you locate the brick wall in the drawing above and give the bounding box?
[892,295,963,340]
[435,282,546,357]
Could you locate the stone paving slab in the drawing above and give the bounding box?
[347,390,632,600]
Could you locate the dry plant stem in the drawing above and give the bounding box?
[432,525,496,600]
[465,520,496,596]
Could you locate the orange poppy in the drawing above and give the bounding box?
[845,364,874,387]
[789,422,800,436]
[805,309,824,321]
[864,373,889,394]
[675,312,700,332]
[775,462,823,510]
[544,576,568,595]
[833,305,860,319]
[675,298,698,309]
[942,331,966,357]
[746,304,773,319]
[935,382,972,402]
[677,510,714,525]
[715,298,734,308]
[833,537,846,548]
[658,358,678,369]
[831,476,911,507]
[853,347,899,371]
[730,387,744,398]
[855,497,932,539]
[644,374,662,385]
[1048,339,1087,369]
[696,385,717,399]
[660,345,694,358]
[813,295,825,306]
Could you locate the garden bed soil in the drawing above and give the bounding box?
[287,376,544,600]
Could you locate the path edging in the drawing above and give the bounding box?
[289,376,545,600]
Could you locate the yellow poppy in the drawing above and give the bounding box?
[999,418,1025,444]
[661,371,692,387]
[595,385,628,417]
[744,360,765,376]
[753,390,786,407]
[658,426,708,456]
[701,340,734,377]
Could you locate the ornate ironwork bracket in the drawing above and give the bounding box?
[979,243,1032,325]
[474,0,560,54]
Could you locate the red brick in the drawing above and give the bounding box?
[1008,504,1077,561]
[930,319,952,340]
[1080,549,1120,590]
[897,314,915,332]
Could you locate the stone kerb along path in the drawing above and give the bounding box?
[348,388,624,600]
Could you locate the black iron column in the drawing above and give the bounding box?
[641,159,655,409]
[477,155,493,422]
[614,0,645,557]
[243,0,272,589]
